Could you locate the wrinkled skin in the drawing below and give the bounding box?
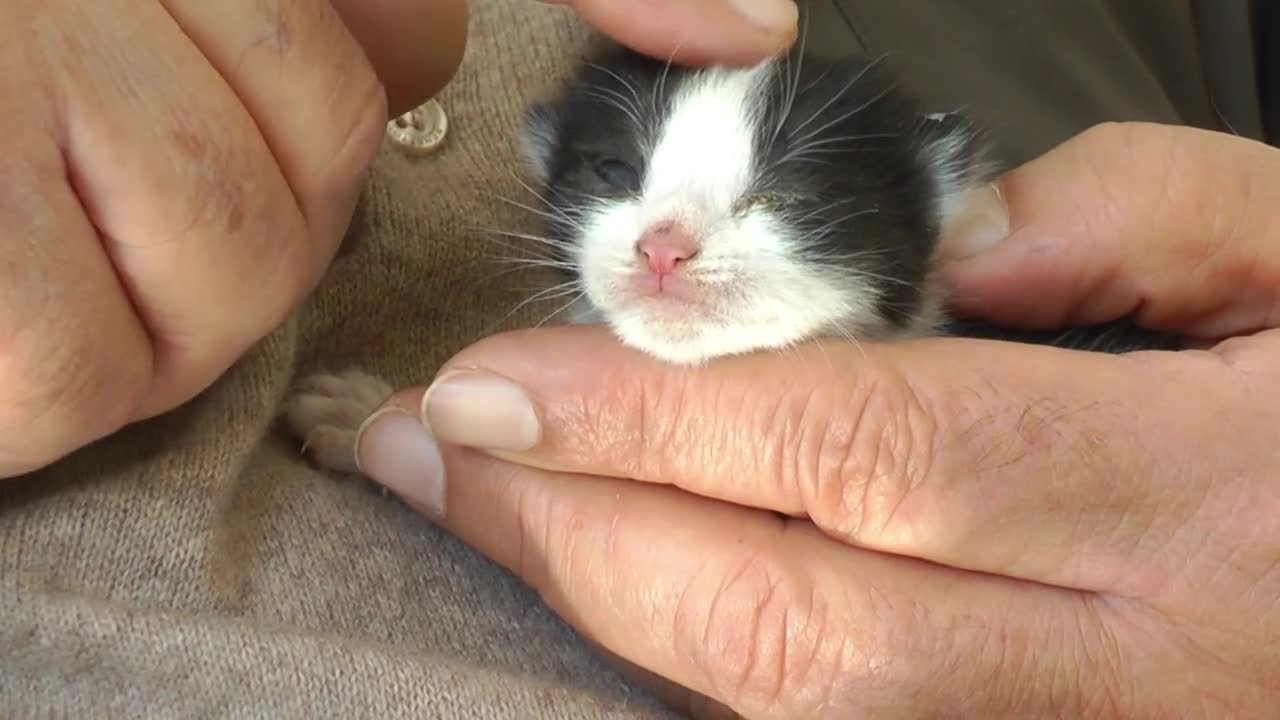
[357,122,1280,719]
[0,0,466,477]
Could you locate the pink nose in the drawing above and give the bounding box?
[636,222,698,275]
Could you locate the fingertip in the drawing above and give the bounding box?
[333,0,470,116]
[556,0,797,66]
[420,369,543,453]
[935,183,1012,262]
[352,386,448,516]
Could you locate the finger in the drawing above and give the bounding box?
[936,121,1280,341]
[405,324,1271,602]
[543,0,799,66]
[55,2,366,418]
[0,131,151,477]
[351,407,1122,719]
[161,0,388,246]
[331,0,469,116]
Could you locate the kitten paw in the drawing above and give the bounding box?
[283,369,395,473]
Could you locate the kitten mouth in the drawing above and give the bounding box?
[627,271,699,302]
[617,271,735,326]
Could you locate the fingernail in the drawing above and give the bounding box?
[727,0,799,33]
[938,183,1011,260]
[355,408,446,518]
[422,371,541,452]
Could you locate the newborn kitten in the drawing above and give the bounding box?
[284,37,1180,472]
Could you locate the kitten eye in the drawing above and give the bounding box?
[734,193,799,214]
[593,158,641,192]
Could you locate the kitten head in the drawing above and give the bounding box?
[520,42,991,365]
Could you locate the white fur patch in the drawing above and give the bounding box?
[643,64,770,214]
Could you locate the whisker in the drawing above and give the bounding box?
[827,322,870,362]
[767,10,811,155]
[778,196,864,224]
[789,78,901,153]
[467,225,571,249]
[777,131,900,164]
[583,88,646,132]
[651,38,685,120]
[787,132,901,154]
[460,231,561,263]
[477,255,577,272]
[504,172,582,218]
[585,62,644,110]
[785,52,890,145]
[487,193,587,231]
[799,207,883,237]
[466,239,571,266]
[493,281,584,329]
[532,291,589,330]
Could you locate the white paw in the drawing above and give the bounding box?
[283,368,395,473]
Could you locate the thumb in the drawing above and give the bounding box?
[935,121,1280,341]
[543,0,798,66]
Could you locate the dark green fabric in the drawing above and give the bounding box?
[1261,0,1280,142]
[802,0,1269,166]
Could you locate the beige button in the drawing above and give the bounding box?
[386,98,449,156]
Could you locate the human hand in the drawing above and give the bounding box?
[342,122,1280,718]
[0,0,466,478]
[542,0,799,65]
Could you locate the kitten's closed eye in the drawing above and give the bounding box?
[593,158,641,193]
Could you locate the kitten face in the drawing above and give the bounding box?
[522,44,984,365]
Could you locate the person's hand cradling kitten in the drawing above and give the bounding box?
[353,121,1280,718]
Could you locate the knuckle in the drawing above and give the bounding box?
[786,368,940,549]
[251,0,301,56]
[677,544,835,714]
[508,462,553,592]
[607,366,694,481]
[1056,601,1135,717]
[169,126,311,333]
[674,539,936,717]
[759,384,821,515]
[169,113,255,242]
[251,0,388,193]
[315,71,387,199]
[0,326,147,475]
[509,458,626,606]
[289,11,389,205]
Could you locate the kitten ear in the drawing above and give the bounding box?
[520,102,560,183]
